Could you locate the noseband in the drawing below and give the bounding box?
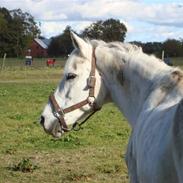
[49,48,101,132]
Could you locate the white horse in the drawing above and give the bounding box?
[40,32,183,183]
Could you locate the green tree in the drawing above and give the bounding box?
[48,26,74,57]
[163,39,183,57]
[0,8,12,56]
[82,18,127,42]
[0,7,40,57]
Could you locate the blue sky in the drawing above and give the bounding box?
[1,0,183,42]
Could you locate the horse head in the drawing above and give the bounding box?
[40,32,108,138]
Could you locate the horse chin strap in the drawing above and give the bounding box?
[49,48,101,133]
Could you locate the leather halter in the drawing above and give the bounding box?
[49,48,101,132]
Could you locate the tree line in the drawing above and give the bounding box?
[0,7,183,58]
[48,20,183,58]
[48,19,127,57]
[132,39,183,58]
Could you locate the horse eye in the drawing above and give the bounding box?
[66,73,77,80]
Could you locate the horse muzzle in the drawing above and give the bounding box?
[40,115,64,138]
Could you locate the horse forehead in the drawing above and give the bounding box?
[65,54,87,73]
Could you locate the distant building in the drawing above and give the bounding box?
[28,38,51,57]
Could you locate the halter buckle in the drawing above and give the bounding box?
[88,76,96,88]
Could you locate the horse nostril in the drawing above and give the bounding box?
[40,116,45,126]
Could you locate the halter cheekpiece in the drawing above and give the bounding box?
[49,48,101,132]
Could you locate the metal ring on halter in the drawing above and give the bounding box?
[87,96,96,106]
[53,112,61,119]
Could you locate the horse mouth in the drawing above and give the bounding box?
[42,120,63,138]
[50,122,64,138]
[52,131,62,138]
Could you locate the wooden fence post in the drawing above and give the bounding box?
[1,53,7,70]
[161,50,164,61]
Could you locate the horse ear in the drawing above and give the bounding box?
[70,31,90,57]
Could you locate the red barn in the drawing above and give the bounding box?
[29,38,51,57]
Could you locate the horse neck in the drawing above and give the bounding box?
[96,46,172,127]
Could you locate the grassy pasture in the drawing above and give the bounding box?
[0,56,182,183]
[171,57,183,66]
[0,66,130,183]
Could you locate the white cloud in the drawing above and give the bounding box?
[0,0,183,41]
[40,20,92,38]
[126,21,183,42]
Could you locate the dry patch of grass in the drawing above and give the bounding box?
[1,147,129,183]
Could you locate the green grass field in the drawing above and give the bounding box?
[171,57,183,66]
[0,57,182,183]
[0,66,130,183]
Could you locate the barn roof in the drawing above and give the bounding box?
[42,38,51,47]
[34,38,49,49]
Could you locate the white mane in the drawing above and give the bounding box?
[89,40,183,125]
[91,39,176,83]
